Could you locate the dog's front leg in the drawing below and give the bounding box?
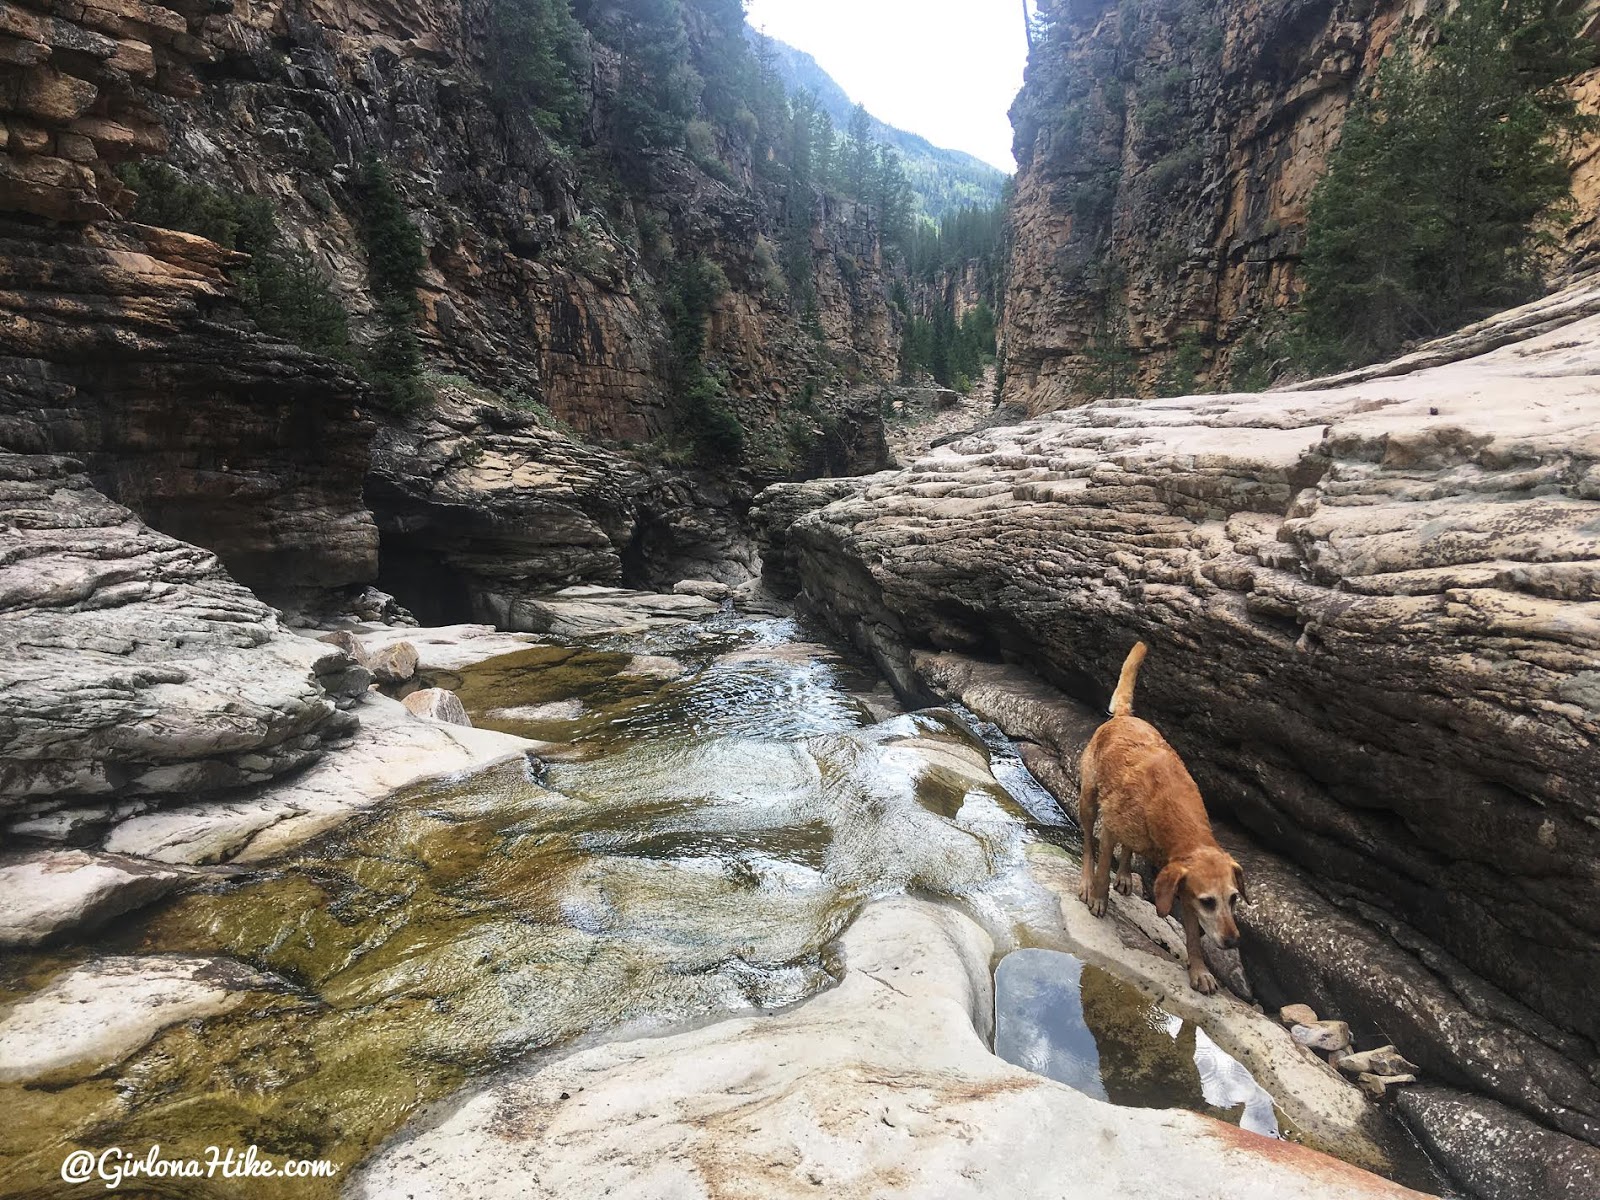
[1180,901,1219,994]
[1089,835,1115,917]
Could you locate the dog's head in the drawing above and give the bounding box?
[1154,849,1249,947]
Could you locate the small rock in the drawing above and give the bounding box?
[1291,1020,1352,1053]
[369,640,420,684]
[318,629,372,667]
[1278,1003,1319,1027]
[488,699,584,723]
[1357,1071,1417,1101]
[672,579,732,600]
[618,654,689,680]
[1335,1045,1420,1077]
[401,688,472,727]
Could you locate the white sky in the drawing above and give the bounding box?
[744,0,1028,173]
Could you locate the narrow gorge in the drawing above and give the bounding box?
[2,1,1597,1199]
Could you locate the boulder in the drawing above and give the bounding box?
[317,629,372,667]
[368,640,419,684]
[401,688,472,727]
[1280,1004,1320,1027]
[0,850,189,946]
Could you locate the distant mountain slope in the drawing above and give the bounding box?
[755,35,1009,219]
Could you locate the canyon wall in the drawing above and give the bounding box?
[1002,0,1551,410]
[755,284,1600,1196]
[0,0,903,616]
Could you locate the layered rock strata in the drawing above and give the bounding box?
[754,283,1600,1177]
[0,453,359,819]
[1002,0,1600,406]
[367,387,760,622]
[0,217,378,605]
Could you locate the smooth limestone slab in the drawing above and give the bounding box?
[352,898,1421,1200]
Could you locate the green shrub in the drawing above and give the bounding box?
[487,0,589,140]
[1154,329,1207,396]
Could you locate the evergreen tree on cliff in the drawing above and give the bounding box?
[1299,0,1595,365]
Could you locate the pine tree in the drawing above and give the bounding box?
[486,0,590,139]
[1299,0,1595,365]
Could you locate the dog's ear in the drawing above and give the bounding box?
[1231,859,1250,904]
[1154,861,1187,918]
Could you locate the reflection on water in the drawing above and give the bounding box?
[994,947,1279,1137]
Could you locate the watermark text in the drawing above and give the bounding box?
[61,1145,338,1189]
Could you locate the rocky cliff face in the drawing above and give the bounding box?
[755,282,1600,1193]
[0,218,378,605]
[143,0,898,443]
[0,0,378,607]
[1002,0,1575,410]
[0,0,904,620]
[365,383,773,625]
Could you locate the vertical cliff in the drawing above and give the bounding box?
[0,0,915,614]
[1001,0,1427,411]
[140,0,900,446]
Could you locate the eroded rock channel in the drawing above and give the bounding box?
[1,604,1445,1199]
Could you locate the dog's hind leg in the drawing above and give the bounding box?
[1114,846,1141,896]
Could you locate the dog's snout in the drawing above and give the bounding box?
[1220,934,1239,950]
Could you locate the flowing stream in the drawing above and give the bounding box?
[0,611,1436,1197]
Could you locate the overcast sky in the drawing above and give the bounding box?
[743,0,1029,173]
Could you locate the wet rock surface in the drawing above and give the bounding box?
[0,956,286,1085]
[757,294,1600,1082]
[0,850,189,948]
[0,608,1429,1198]
[1398,1086,1600,1200]
[354,899,1421,1200]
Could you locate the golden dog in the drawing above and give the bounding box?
[1077,641,1247,993]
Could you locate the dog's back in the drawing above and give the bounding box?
[1081,641,1208,859]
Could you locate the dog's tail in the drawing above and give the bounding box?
[1109,641,1148,717]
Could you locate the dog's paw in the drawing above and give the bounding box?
[1114,874,1141,897]
[1087,895,1107,918]
[1189,968,1218,995]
